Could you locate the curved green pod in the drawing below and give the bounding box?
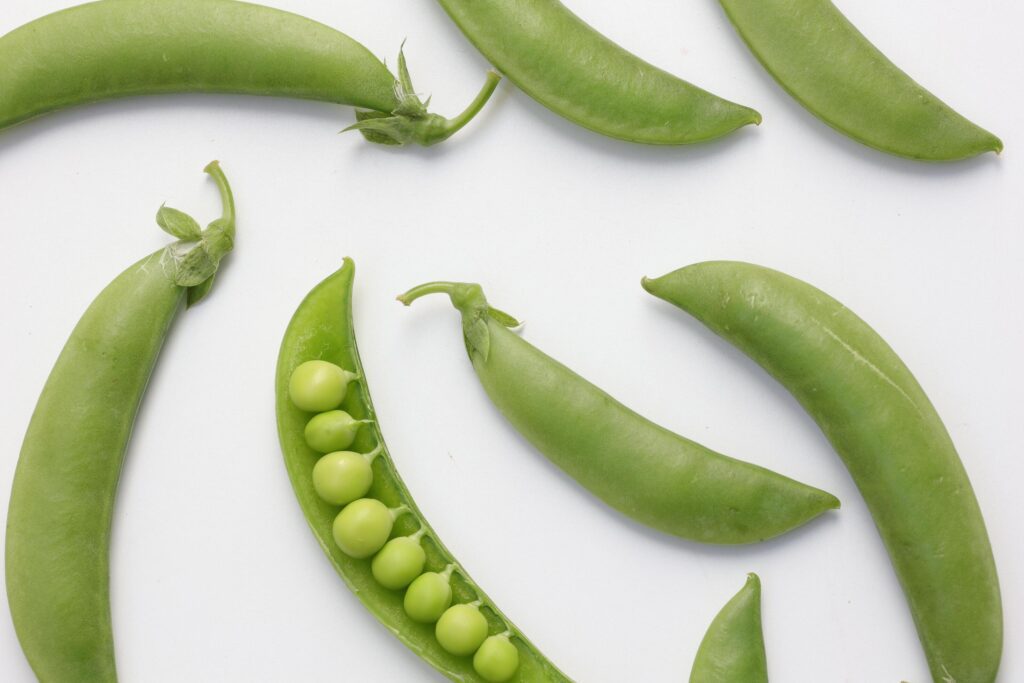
[716,0,1001,160]
[275,260,571,683]
[689,574,767,683]
[5,163,236,682]
[398,282,838,545]
[0,0,499,146]
[435,0,760,144]
[643,262,1001,682]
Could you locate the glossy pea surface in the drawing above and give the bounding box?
[332,498,394,559]
[717,0,1000,160]
[644,261,1002,683]
[304,410,363,453]
[290,360,353,412]
[313,451,373,505]
[689,574,767,683]
[405,572,454,624]
[474,635,520,682]
[276,260,570,682]
[436,0,759,144]
[372,536,426,590]
[436,604,490,657]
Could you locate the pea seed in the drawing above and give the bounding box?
[332,498,399,559]
[289,360,355,412]
[304,410,367,453]
[312,447,378,505]
[404,568,454,623]
[371,533,426,590]
[473,634,519,682]
[436,603,489,657]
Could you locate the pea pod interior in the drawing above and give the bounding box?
[275,260,571,683]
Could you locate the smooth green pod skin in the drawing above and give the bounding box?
[5,163,236,682]
[716,0,1001,160]
[643,262,1001,683]
[398,282,838,544]
[435,0,760,144]
[0,0,500,146]
[689,574,767,683]
[275,260,571,683]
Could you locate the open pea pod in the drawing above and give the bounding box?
[275,260,571,683]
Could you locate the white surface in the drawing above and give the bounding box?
[0,0,1021,681]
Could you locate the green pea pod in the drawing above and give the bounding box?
[0,0,500,146]
[716,0,1001,160]
[397,282,838,544]
[5,162,236,682]
[643,262,1001,682]
[435,0,760,144]
[689,574,768,683]
[276,260,571,683]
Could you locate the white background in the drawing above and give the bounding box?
[1,1,1021,681]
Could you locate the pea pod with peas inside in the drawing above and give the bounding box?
[397,281,839,544]
[715,0,1001,160]
[276,260,571,683]
[434,0,760,144]
[5,162,236,682]
[0,0,499,146]
[642,261,1002,682]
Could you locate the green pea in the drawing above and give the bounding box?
[312,450,374,505]
[473,634,520,682]
[404,570,454,624]
[304,410,367,453]
[289,360,355,412]
[436,603,489,657]
[371,535,426,590]
[331,498,395,559]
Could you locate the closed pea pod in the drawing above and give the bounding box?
[398,281,838,544]
[276,260,570,682]
[5,162,236,682]
[715,0,1001,160]
[643,262,1001,682]
[0,0,499,146]
[434,0,760,144]
[689,574,767,683]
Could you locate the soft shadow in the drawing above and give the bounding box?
[0,93,353,156]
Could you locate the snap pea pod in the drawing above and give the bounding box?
[275,260,571,683]
[716,0,1001,160]
[643,262,1001,682]
[397,282,838,544]
[689,574,767,683]
[434,0,760,144]
[0,0,499,146]
[5,162,236,682]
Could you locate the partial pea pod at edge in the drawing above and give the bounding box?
[397,281,839,544]
[0,0,500,146]
[275,260,572,682]
[643,261,1002,683]
[6,162,236,682]
[715,0,1001,160]
[434,0,760,144]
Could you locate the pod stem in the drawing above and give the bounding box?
[344,46,501,147]
[398,281,521,362]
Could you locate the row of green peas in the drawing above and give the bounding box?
[288,359,520,683]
